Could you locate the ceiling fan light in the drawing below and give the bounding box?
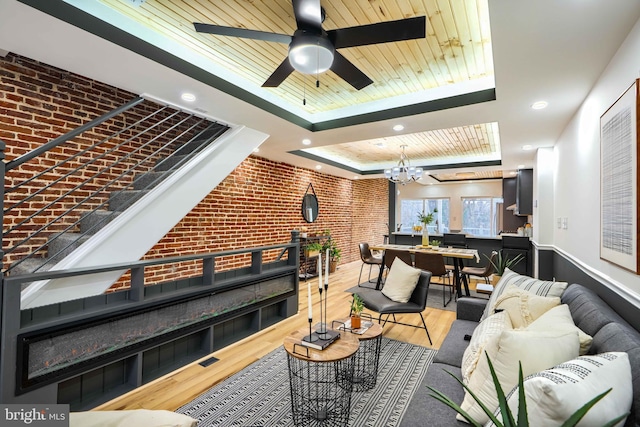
[289,34,334,75]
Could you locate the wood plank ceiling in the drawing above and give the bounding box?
[93,0,497,174]
[99,0,493,114]
[304,122,500,171]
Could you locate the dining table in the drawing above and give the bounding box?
[368,244,480,298]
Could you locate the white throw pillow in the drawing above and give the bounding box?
[382,257,422,303]
[526,304,592,355]
[461,311,512,384]
[493,286,560,328]
[486,352,632,427]
[481,268,568,321]
[458,329,580,425]
[69,410,198,427]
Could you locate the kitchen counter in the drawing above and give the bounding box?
[390,232,531,240]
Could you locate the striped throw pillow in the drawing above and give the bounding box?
[480,268,567,321]
[487,352,632,427]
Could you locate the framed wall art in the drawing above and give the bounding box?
[600,79,640,273]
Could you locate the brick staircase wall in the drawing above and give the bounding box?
[1,52,389,290]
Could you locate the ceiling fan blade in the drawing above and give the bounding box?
[292,0,323,31]
[327,16,426,49]
[262,58,295,87]
[194,22,291,44]
[330,51,373,90]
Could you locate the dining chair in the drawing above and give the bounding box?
[461,250,497,297]
[414,251,452,307]
[358,243,383,285]
[381,249,414,284]
[461,250,497,285]
[355,271,433,344]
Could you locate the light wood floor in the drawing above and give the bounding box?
[96,260,460,411]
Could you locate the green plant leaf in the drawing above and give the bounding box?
[485,353,517,427]
[430,368,506,427]
[515,362,528,427]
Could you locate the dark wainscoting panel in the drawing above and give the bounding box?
[553,251,639,329]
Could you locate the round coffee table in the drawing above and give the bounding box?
[337,318,383,391]
[283,325,359,426]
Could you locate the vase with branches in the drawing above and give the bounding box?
[417,208,438,246]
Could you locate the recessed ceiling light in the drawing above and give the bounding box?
[531,101,548,110]
[181,92,196,102]
[302,138,311,145]
[517,164,525,169]
[522,144,533,151]
[315,165,322,170]
[253,148,259,153]
[393,124,404,131]
[353,176,359,180]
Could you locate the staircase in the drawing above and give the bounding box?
[3,98,269,309]
[9,122,227,277]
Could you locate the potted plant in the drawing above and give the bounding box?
[305,242,323,258]
[430,239,442,248]
[428,354,626,427]
[486,251,524,283]
[350,293,364,329]
[417,209,438,246]
[329,245,341,273]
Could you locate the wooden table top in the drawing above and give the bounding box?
[284,325,359,362]
[335,318,383,341]
[369,244,479,261]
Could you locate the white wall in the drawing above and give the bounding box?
[396,180,503,231]
[553,16,640,300]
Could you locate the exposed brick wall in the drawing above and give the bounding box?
[1,53,212,268]
[1,53,388,288]
[125,156,389,286]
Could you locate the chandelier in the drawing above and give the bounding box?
[384,145,424,185]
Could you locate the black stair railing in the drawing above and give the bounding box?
[2,97,229,275]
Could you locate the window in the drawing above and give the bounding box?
[399,199,450,233]
[461,198,502,236]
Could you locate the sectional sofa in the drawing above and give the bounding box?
[399,277,640,427]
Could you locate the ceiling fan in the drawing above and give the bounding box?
[193,0,426,90]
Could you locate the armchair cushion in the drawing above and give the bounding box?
[382,257,422,303]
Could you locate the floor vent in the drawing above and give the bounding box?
[199,356,219,367]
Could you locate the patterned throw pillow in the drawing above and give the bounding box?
[480,268,568,321]
[460,310,512,384]
[493,286,560,328]
[457,328,579,425]
[486,352,632,427]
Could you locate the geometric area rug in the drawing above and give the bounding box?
[177,338,436,426]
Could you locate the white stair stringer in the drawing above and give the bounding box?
[21,125,268,309]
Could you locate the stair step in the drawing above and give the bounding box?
[48,233,92,263]
[133,171,170,190]
[109,190,149,211]
[154,155,189,172]
[10,258,53,282]
[80,210,121,234]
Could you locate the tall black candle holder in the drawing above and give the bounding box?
[303,317,319,343]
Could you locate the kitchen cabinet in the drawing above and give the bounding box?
[516,169,533,216]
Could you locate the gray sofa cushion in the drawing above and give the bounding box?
[562,284,630,336]
[399,363,468,427]
[433,319,477,367]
